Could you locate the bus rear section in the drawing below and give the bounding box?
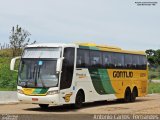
[75,44,148,104]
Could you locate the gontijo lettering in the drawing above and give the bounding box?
[113,71,133,78]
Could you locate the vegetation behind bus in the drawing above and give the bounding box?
[148,82,160,94]
[0,57,18,90]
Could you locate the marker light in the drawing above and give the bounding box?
[47,90,59,95]
[17,89,24,94]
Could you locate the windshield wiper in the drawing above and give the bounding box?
[37,66,46,88]
[33,64,38,87]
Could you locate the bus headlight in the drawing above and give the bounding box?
[17,89,24,94]
[47,90,59,95]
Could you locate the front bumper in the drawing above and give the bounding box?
[18,93,61,105]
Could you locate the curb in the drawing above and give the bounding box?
[151,80,160,83]
[0,91,18,104]
[0,101,19,105]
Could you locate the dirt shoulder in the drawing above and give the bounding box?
[0,94,160,114]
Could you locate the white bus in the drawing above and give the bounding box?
[10,43,148,109]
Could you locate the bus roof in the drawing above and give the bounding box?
[26,42,146,55]
[26,43,78,48]
[76,42,146,55]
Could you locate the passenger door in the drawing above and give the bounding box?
[59,47,75,104]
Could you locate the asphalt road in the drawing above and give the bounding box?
[0,94,160,120]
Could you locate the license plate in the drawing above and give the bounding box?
[32,98,38,101]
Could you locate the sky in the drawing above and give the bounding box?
[0,0,160,50]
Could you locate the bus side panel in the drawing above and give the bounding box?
[62,69,148,104]
[74,69,117,102]
[107,69,148,99]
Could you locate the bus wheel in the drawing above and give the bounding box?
[124,88,131,103]
[74,91,84,109]
[131,88,137,102]
[39,104,49,109]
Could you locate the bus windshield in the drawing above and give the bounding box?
[18,47,61,88]
[18,59,59,88]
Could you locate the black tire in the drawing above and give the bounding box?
[124,88,131,103]
[131,88,137,102]
[116,99,124,103]
[131,91,136,102]
[74,91,84,109]
[39,104,49,109]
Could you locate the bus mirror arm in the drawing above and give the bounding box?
[10,56,21,72]
[56,57,64,73]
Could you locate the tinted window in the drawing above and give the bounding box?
[112,53,124,68]
[77,48,147,70]
[132,55,140,69]
[90,51,102,67]
[102,52,113,68]
[139,55,147,70]
[124,54,132,69]
[76,49,89,68]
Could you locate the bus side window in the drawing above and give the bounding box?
[90,51,102,68]
[110,53,115,68]
[102,52,112,68]
[76,49,89,68]
[132,55,140,69]
[124,54,132,69]
[139,55,147,70]
[113,53,124,69]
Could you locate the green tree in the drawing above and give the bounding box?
[145,49,156,65]
[146,49,160,66]
[155,49,160,65]
[146,49,155,56]
[9,25,36,56]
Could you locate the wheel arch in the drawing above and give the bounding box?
[76,88,85,102]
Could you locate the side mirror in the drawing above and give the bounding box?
[56,57,64,73]
[10,56,21,72]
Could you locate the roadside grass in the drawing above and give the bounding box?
[149,67,160,80]
[148,82,160,94]
[149,71,160,80]
[0,87,16,91]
